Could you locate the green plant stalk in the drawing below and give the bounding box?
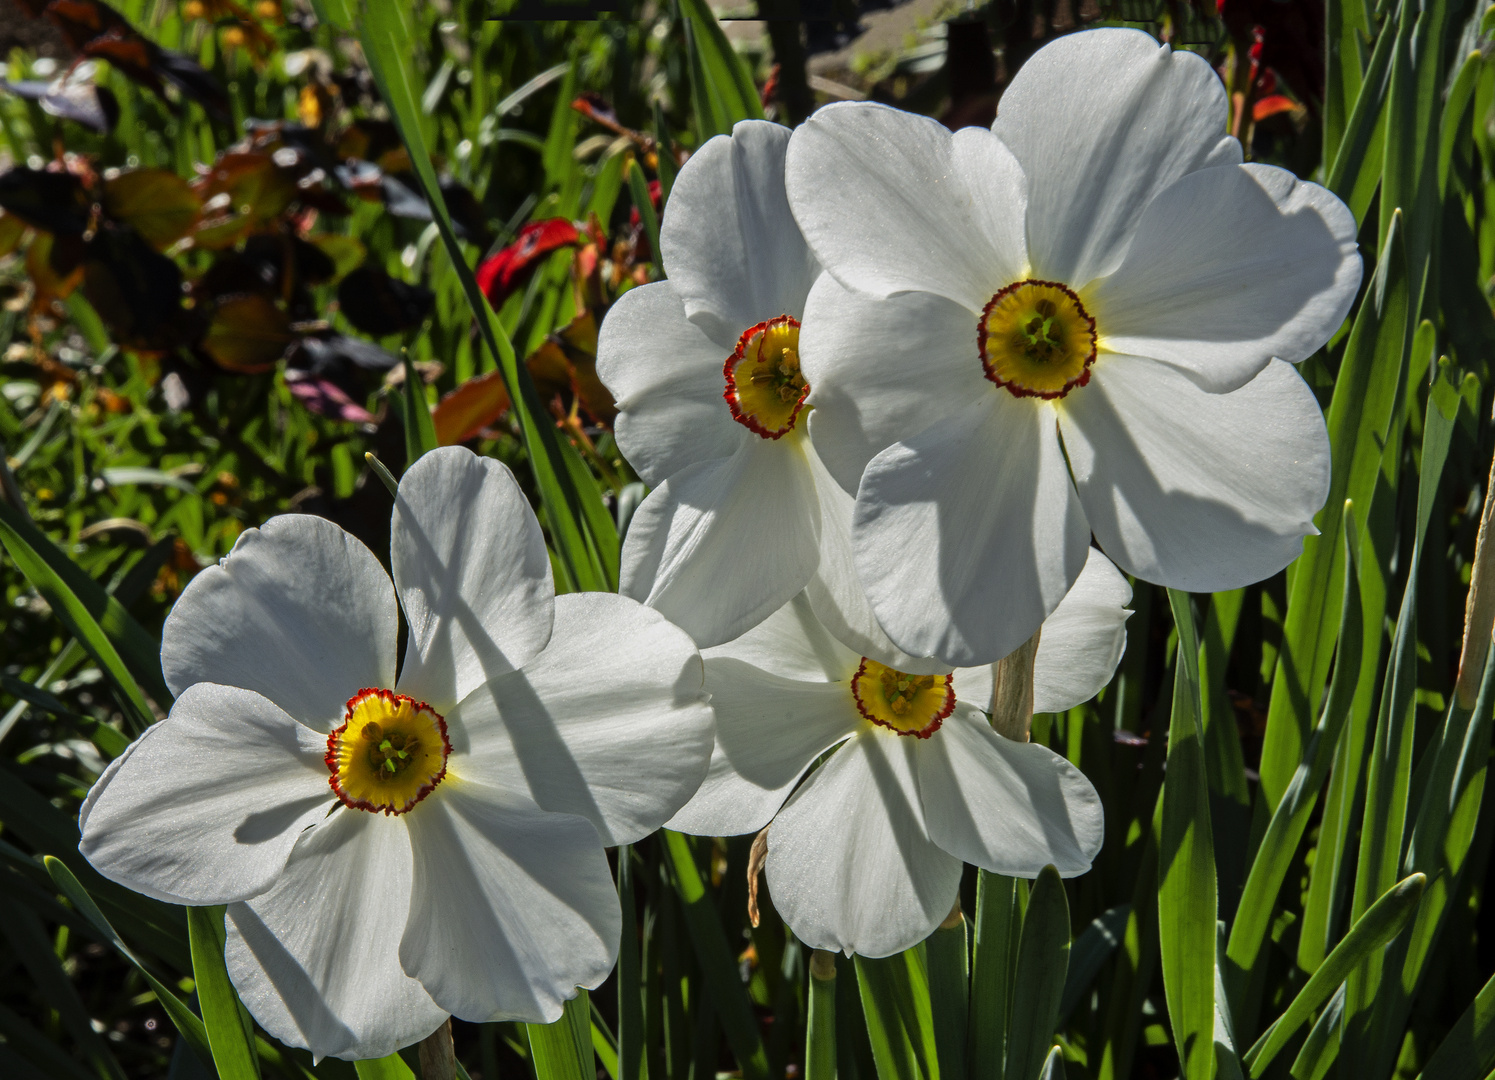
[806,950,837,1080]
[1159,590,1218,1080]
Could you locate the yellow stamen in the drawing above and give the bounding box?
[850,659,954,738]
[724,315,808,438]
[978,279,1097,399]
[326,689,450,815]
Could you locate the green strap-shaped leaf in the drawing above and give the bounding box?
[661,830,770,1079]
[0,494,169,725]
[1288,985,1345,1080]
[188,906,261,1080]
[358,0,612,593]
[627,159,663,279]
[1058,903,1132,1026]
[400,355,439,465]
[42,856,213,1070]
[1226,505,1362,1007]
[615,845,644,1080]
[1323,0,1370,165]
[1257,210,1408,810]
[1243,873,1425,1075]
[969,871,1024,1080]
[854,948,937,1080]
[1326,5,1396,224]
[354,1054,416,1079]
[1007,866,1070,1080]
[1439,50,1481,197]
[677,0,764,141]
[926,910,968,1079]
[1159,590,1218,1080]
[528,992,595,1080]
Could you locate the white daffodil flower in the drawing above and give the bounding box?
[597,118,837,649]
[666,547,1128,958]
[78,447,714,1062]
[785,27,1360,668]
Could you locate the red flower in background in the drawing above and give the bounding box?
[476,218,579,307]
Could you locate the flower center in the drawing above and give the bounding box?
[723,315,808,439]
[978,280,1097,399]
[325,689,451,815]
[850,658,954,739]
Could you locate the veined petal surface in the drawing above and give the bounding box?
[785,101,1024,311]
[1059,356,1330,592]
[452,592,713,846]
[659,119,819,342]
[994,26,1241,286]
[400,782,619,1024]
[917,705,1103,876]
[667,659,858,836]
[799,272,982,496]
[392,448,554,709]
[79,684,331,906]
[951,547,1132,715]
[855,394,1090,667]
[620,436,822,649]
[161,514,396,730]
[225,810,446,1062]
[597,281,745,488]
[1087,163,1361,391]
[767,730,962,957]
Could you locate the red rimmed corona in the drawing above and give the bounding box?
[849,658,955,739]
[325,688,452,815]
[977,279,1098,400]
[723,315,809,438]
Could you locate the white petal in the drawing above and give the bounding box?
[854,395,1091,667]
[620,435,822,648]
[1059,356,1330,591]
[659,120,819,343]
[1087,164,1362,391]
[225,810,446,1062]
[1032,548,1131,713]
[700,590,862,682]
[949,548,1132,714]
[766,730,962,957]
[917,706,1103,877]
[392,448,554,710]
[160,515,396,730]
[994,27,1241,286]
[451,592,713,846]
[799,271,985,495]
[400,783,618,1024]
[785,101,1025,310]
[667,653,859,836]
[79,685,330,906]
[596,281,746,488]
[806,450,953,675]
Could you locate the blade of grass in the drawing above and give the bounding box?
[528,992,595,1080]
[855,948,936,1080]
[661,830,770,1080]
[1243,873,1426,1075]
[187,905,260,1080]
[1159,590,1218,1080]
[358,0,610,593]
[1258,210,1408,810]
[1006,866,1071,1080]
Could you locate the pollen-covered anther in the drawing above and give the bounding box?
[978,279,1098,400]
[724,315,809,438]
[326,688,451,815]
[850,659,955,739]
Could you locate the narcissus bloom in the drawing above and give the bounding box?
[79,447,713,1061]
[787,28,1359,667]
[667,548,1128,957]
[597,119,835,649]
